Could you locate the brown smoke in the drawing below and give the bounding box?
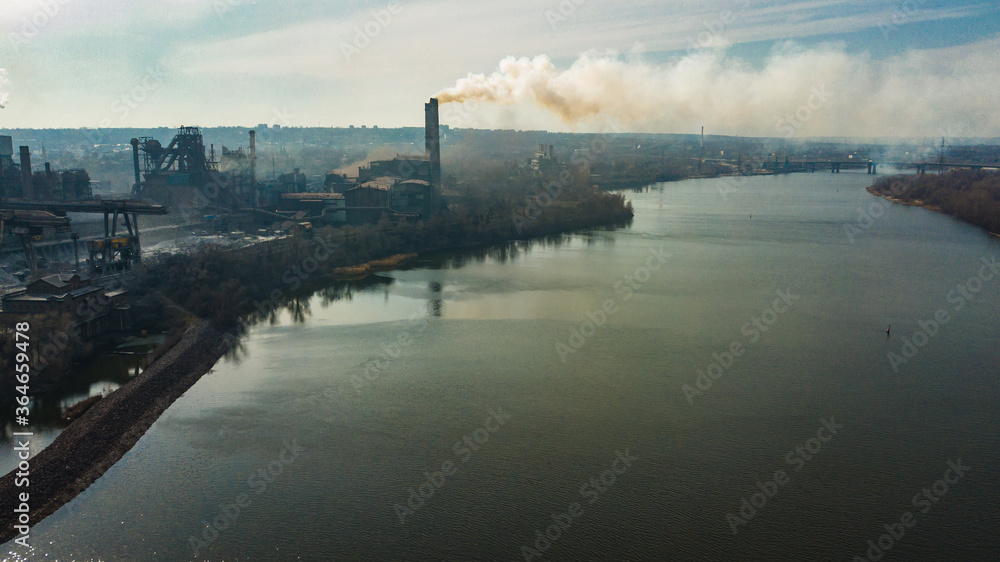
[434,41,1000,138]
[332,145,405,177]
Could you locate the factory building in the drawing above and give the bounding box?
[0,135,13,170]
[278,192,346,223]
[0,138,92,201]
[341,98,442,224]
[258,169,309,208]
[345,178,393,225]
[324,172,354,194]
[358,156,434,184]
[29,166,92,201]
[1,273,130,339]
[392,179,434,216]
[529,144,562,175]
[0,135,17,199]
[131,126,257,211]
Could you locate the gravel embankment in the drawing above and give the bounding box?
[0,321,230,545]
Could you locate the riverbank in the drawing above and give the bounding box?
[866,185,944,211]
[0,321,230,546]
[867,185,1000,238]
[869,170,1000,238]
[1,202,633,542]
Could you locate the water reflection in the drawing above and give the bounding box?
[3,232,614,449]
[429,281,443,317]
[236,235,606,333]
[0,344,153,443]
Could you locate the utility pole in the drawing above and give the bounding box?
[939,137,945,174]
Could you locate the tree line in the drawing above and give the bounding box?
[2,179,633,392]
[871,169,1000,234]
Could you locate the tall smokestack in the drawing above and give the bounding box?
[249,130,257,181]
[249,130,258,207]
[425,98,441,191]
[19,146,33,199]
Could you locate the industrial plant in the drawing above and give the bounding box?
[0,99,446,290]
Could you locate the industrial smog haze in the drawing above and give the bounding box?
[1,0,1000,137]
[2,2,1000,562]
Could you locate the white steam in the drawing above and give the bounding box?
[0,68,9,109]
[435,40,1000,138]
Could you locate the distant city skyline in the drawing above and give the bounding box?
[2,0,999,137]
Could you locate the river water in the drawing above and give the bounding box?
[4,172,999,561]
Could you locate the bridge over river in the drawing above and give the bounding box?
[760,158,998,174]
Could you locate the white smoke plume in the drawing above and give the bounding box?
[435,39,1000,138]
[0,68,9,109]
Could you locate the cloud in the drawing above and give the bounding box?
[433,38,1000,138]
[0,0,996,131]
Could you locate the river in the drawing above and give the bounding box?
[4,171,999,561]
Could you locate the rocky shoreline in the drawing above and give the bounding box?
[0,321,230,546]
[0,210,637,545]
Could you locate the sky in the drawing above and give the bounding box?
[1,0,999,138]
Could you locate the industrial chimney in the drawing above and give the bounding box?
[19,146,33,199]
[425,98,441,191]
[249,130,257,182]
[249,130,258,207]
